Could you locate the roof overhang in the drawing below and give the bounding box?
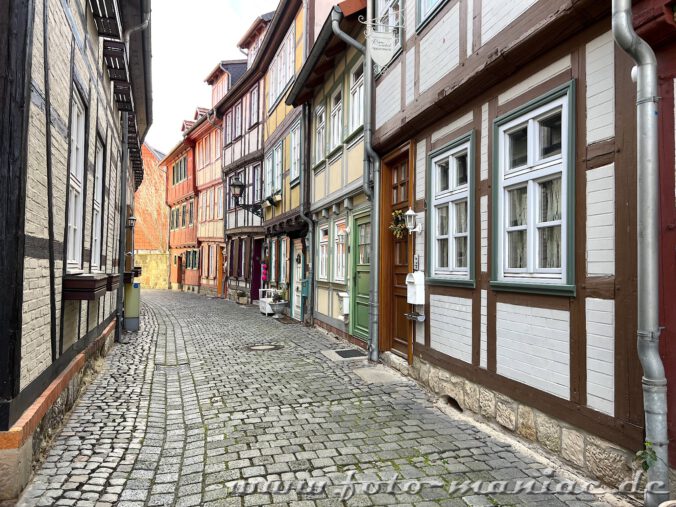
[286,2,365,106]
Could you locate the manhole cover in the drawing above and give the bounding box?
[248,344,283,351]
[335,349,367,358]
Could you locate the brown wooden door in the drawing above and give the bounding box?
[380,147,413,362]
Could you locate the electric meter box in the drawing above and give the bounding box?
[406,272,425,305]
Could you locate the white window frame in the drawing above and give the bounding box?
[333,220,347,282]
[217,186,223,219]
[264,152,274,197]
[315,106,326,163]
[250,85,259,125]
[290,122,301,181]
[418,0,444,24]
[225,111,233,144]
[430,138,472,280]
[273,142,283,192]
[67,91,86,271]
[209,245,216,278]
[268,24,296,107]
[318,226,329,280]
[253,164,262,202]
[329,88,343,151]
[234,102,242,138]
[271,240,277,283]
[91,140,104,270]
[280,238,287,284]
[349,61,364,133]
[494,86,571,288]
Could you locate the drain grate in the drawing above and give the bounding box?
[335,349,367,359]
[247,343,283,351]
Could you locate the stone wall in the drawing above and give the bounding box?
[382,352,676,495]
[134,252,170,290]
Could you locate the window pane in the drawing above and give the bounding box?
[437,205,449,235]
[539,178,562,223]
[455,237,468,268]
[508,126,528,169]
[436,158,449,192]
[539,225,561,269]
[508,187,527,226]
[539,112,562,158]
[508,230,527,268]
[455,153,468,187]
[454,201,467,233]
[437,239,449,268]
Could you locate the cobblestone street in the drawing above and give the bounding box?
[18,290,634,507]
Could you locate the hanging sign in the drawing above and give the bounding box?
[368,29,397,68]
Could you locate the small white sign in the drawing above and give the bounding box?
[368,30,397,68]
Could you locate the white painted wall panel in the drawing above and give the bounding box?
[375,63,402,129]
[430,295,473,363]
[431,111,473,143]
[586,31,615,143]
[586,298,615,415]
[586,163,615,276]
[415,214,425,269]
[405,48,415,106]
[498,56,571,105]
[405,0,415,41]
[496,303,570,399]
[415,140,426,200]
[480,290,487,369]
[480,103,488,181]
[480,195,488,272]
[419,4,460,93]
[481,0,537,45]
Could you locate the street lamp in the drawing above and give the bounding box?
[229,176,263,218]
[127,215,137,228]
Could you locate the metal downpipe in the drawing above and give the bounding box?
[331,6,379,362]
[115,112,129,342]
[612,1,669,504]
[300,103,315,325]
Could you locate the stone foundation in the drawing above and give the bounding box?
[382,352,676,495]
[0,323,115,504]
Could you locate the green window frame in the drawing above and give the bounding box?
[491,80,576,296]
[425,131,476,287]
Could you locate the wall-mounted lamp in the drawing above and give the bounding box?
[337,230,346,245]
[405,208,422,234]
[127,216,137,228]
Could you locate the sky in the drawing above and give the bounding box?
[144,0,280,155]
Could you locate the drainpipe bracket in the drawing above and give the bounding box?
[637,327,663,342]
[636,95,661,105]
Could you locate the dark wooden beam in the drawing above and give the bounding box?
[0,0,35,427]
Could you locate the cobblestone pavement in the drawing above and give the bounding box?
[18,290,635,507]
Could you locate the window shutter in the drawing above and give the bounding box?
[244,238,251,279]
[233,238,240,277]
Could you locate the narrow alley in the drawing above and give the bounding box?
[18,291,635,507]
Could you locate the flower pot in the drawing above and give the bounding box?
[238,296,248,305]
[269,301,287,318]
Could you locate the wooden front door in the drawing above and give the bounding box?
[291,239,303,320]
[380,147,413,362]
[351,215,371,341]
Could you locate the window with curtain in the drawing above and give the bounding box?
[333,221,347,282]
[67,91,86,271]
[495,85,571,287]
[280,238,287,283]
[315,106,325,163]
[91,139,104,270]
[318,227,329,280]
[430,139,471,278]
[349,62,364,133]
[330,89,343,150]
[290,123,301,181]
[273,142,283,192]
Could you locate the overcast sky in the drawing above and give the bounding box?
[144,0,280,155]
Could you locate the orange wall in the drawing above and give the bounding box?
[135,144,169,251]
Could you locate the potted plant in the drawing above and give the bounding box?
[269,288,288,319]
[236,290,248,305]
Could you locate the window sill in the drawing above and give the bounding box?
[490,280,576,297]
[290,176,300,188]
[415,0,451,35]
[312,160,326,172]
[426,277,475,288]
[327,145,342,160]
[344,126,364,146]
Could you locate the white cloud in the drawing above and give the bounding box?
[145,0,279,154]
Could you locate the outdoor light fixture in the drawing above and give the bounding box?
[337,230,346,245]
[127,216,137,228]
[229,175,263,217]
[405,208,422,234]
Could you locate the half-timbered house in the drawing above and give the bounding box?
[368,0,675,487]
[287,4,370,344]
[0,0,152,500]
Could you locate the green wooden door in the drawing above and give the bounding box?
[351,215,371,341]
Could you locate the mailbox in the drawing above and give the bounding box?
[301,279,310,297]
[406,272,425,305]
[338,292,350,315]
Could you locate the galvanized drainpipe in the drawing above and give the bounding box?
[115,112,129,342]
[612,2,669,504]
[331,8,379,362]
[299,102,314,325]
